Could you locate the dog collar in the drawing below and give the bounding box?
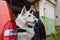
[17,26,26,32]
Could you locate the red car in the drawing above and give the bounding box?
[0,1,17,40]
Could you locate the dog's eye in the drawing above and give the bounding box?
[28,15,31,17]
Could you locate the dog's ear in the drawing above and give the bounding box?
[30,10,34,14]
[21,6,27,15]
[32,11,34,14]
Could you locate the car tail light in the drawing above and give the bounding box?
[2,20,17,40]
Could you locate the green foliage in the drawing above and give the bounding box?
[46,33,60,40]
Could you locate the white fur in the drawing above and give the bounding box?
[15,6,38,40]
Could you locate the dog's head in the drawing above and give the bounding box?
[17,6,38,27]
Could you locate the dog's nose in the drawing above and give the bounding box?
[34,21,36,23]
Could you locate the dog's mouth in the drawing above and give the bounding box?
[27,25,33,28]
[27,21,36,23]
[27,22,35,28]
[28,22,35,24]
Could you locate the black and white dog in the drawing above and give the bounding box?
[15,6,38,40]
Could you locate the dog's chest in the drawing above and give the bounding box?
[18,27,34,40]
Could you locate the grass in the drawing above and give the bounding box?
[46,29,60,40]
